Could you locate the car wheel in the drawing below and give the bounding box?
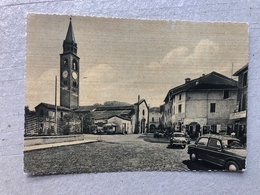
[190,151,198,162]
[225,161,239,171]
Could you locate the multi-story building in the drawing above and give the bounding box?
[161,72,238,139]
[230,64,248,138]
[149,107,162,132]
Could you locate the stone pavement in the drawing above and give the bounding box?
[24,139,98,152]
[24,134,154,152]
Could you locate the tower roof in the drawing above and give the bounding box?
[65,18,76,43]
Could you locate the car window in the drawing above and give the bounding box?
[227,140,244,149]
[174,134,184,137]
[197,138,208,146]
[208,139,221,149]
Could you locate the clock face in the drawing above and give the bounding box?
[72,71,78,80]
[62,70,68,78]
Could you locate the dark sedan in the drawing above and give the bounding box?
[187,134,246,171]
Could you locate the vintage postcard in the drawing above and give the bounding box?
[24,14,248,175]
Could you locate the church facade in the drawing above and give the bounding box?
[24,19,149,136]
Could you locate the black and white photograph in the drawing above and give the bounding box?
[24,14,248,175]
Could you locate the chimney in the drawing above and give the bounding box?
[185,78,191,83]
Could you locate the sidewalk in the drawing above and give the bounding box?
[24,139,98,152]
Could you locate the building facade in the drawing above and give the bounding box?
[161,72,238,139]
[230,64,248,138]
[91,99,149,134]
[107,116,132,134]
[149,107,162,132]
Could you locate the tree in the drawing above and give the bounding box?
[82,112,94,133]
[59,112,81,135]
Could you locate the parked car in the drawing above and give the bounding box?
[168,132,187,149]
[187,134,246,171]
[103,124,115,134]
[154,130,165,138]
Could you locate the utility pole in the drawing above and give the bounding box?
[55,75,58,135]
[231,63,234,79]
[135,95,140,134]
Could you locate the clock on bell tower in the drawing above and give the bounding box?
[60,18,80,109]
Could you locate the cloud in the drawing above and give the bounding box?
[146,39,224,77]
[161,46,189,65]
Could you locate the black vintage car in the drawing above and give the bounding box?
[187,134,246,171]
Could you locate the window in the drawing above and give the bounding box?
[211,125,217,133]
[73,81,77,88]
[63,80,67,86]
[152,117,154,122]
[142,109,145,116]
[73,60,78,71]
[179,94,182,100]
[243,71,247,87]
[197,138,208,146]
[223,90,230,99]
[241,94,246,111]
[210,103,216,113]
[64,59,68,68]
[40,109,44,117]
[208,139,221,148]
[48,111,55,118]
[178,104,182,113]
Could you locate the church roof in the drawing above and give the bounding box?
[134,99,149,108]
[35,102,71,111]
[149,107,160,113]
[107,115,132,121]
[65,18,76,43]
[92,106,134,120]
[94,105,134,111]
[75,106,97,112]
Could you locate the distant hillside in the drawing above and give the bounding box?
[103,101,132,106]
[93,101,132,107]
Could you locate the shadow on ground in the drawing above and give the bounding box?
[182,160,224,171]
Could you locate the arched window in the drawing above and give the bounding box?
[64,59,68,68]
[73,60,78,71]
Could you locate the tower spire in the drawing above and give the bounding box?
[65,18,76,43]
[63,17,77,54]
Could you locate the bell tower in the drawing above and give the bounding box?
[60,18,80,109]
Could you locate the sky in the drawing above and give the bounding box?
[26,14,248,110]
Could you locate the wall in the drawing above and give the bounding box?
[107,116,131,133]
[185,90,237,128]
[24,134,84,146]
[149,109,161,129]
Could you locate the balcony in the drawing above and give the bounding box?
[230,110,246,120]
